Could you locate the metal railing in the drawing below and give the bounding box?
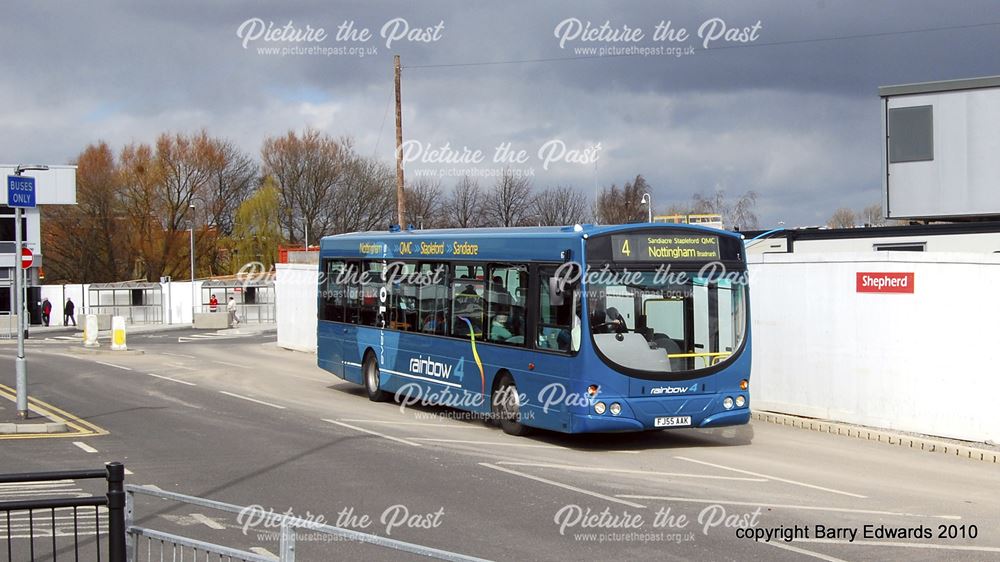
[125,486,489,562]
[195,304,275,325]
[85,306,163,325]
[0,462,126,562]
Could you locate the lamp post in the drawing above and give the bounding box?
[12,164,48,419]
[189,204,196,322]
[640,192,652,223]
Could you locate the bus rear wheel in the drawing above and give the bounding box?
[363,353,388,402]
[492,374,531,436]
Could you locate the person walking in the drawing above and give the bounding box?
[226,297,239,327]
[64,298,76,326]
[41,298,52,326]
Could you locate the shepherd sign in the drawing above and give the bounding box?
[856,272,914,294]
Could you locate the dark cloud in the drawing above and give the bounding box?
[2,0,998,226]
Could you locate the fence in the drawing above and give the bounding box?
[125,485,489,562]
[0,462,126,562]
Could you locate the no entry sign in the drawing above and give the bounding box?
[20,247,33,269]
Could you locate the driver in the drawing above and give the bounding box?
[590,306,626,333]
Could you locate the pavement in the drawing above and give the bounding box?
[1,328,998,561]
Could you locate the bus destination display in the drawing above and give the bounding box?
[610,234,721,262]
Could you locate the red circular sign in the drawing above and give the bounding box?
[20,247,33,269]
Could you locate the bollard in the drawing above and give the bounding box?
[84,314,100,347]
[111,316,127,351]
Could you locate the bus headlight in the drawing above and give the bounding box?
[735,395,746,408]
[594,402,607,415]
[723,397,734,410]
[609,403,622,416]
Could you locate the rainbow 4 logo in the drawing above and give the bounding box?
[650,384,699,395]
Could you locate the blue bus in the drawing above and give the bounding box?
[317,224,750,435]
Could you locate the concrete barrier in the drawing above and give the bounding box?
[193,312,229,329]
[84,315,99,347]
[111,316,127,351]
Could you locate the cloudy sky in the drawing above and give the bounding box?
[3,0,999,227]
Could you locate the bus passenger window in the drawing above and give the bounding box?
[418,264,449,335]
[359,261,385,327]
[538,266,580,353]
[487,265,527,346]
[321,260,347,322]
[451,273,484,339]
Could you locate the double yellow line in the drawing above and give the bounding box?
[0,383,108,440]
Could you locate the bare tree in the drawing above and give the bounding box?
[484,169,535,227]
[405,178,444,228]
[444,176,483,228]
[332,153,396,233]
[534,186,591,225]
[691,188,759,230]
[261,129,350,243]
[596,175,649,224]
[860,202,886,227]
[827,207,857,229]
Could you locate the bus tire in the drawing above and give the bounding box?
[492,373,531,436]
[363,352,388,402]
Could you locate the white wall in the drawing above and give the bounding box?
[275,263,317,353]
[886,88,1000,218]
[749,252,1000,443]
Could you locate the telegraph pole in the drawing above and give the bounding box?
[394,55,406,228]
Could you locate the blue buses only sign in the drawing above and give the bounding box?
[7,175,36,208]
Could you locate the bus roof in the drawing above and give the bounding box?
[320,223,743,244]
[319,224,744,263]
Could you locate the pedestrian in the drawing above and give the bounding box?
[64,298,76,326]
[209,294,219,313]
[41,297,52,326]
[226,297,239,327]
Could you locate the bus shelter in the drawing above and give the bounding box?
[200,278,275,324]
[87,281,163,324]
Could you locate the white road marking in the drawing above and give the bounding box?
[760,540,849,562]
[798,539,1000,553]
[479,462,647,509]
[219,391,286,409]
[161,352,196,359]
[190,512,227,530]
[674,456,867,498]
[414,438,566,449]
[496,462,767,482]
[340,419,490,429]
[322,419,422,447]
[213,360,250,369]
[124,468,134,475]
[73,441,99,454]
[615,495,961,519]
[148,372,196,386]
[249,546,279,560]
[165,363,197,371]
[95,360,132,371]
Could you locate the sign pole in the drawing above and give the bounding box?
[13,185,27,418]
[9,166,44,419]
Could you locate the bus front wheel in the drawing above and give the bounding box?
[363,353,388,402]
[492,373,531,436]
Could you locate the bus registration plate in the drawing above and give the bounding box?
[654,416,691,427]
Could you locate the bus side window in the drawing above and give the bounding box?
[537,266,579,353]
[419,263,449,335]
[345,262,360,324]
[321,260,346,322]
[359,261,385,327]
[387,262,417,331]
[451,265,485,338]
[486,265,527,346]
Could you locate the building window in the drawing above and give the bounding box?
[888,105,933,163]
[873,242,925,252]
